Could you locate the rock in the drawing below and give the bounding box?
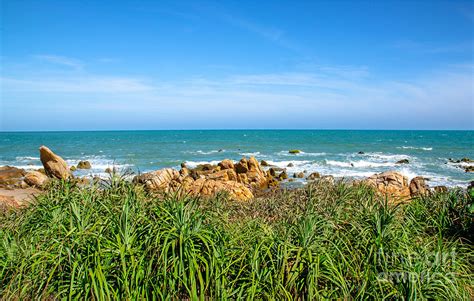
[235,158,249,174]
[433,186,448,193]
[365,171,410,201]
[218,159,234,170]
[464,166,474,173]
[133,168,180,192]
[358,151,365,154]
[188,178,253,201]
[289,150,301,154]
[307,172,321,180]
[293,172,304,178]
[37,168,46,174]
[287,163,294,167]
[180,162,187,169]
[409,176,429,196]
[24,171,49,188]
[461,158,473,163]
[207,169,238,182]
[39,146,71,180]
[218,149,224,152]
[268,168,277,177]
[0,166,26,188]
[77,160,91,169]
[278,171,288,180]
[260,160,270,166]
[70,166,77,171]
[396,159,410,164]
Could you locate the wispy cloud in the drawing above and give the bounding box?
[33,54,84,70]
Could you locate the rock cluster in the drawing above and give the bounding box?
[133,156,281,201]
[364,171,430,202]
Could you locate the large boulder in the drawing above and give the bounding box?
[39,146,71,179]
[0,166,26,188]
[409,176,429,196]
[218,159,234,170]
[24,171,49,188]
[365,171,410,200]
[188,178,253,201]
[133,168,180,192]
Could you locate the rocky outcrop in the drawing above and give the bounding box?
[39,146,71,180]
[188,178,253,201]
[132,156,283,201]
[409,176,429,196]
[307,172,321,180]
[77,160,91,169]
[365,171,411,200]
[289,150,301,154]
[24,171,49,188]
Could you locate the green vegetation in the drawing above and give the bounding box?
[1,177,473,300]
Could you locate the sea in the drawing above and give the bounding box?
[0,130,473,188]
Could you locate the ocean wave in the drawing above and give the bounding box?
[184,160,222,168]
[325,160,396,168]
[397,146,432,151]
[277,150,326,157]
[240,151,261,156]
[362,152,411,161]
[184,150,224,155]
[15,156,40,161]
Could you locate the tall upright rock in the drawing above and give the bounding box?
[39,146,71,180]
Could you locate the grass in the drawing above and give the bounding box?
[0,176,473,300]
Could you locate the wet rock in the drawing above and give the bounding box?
[461,157,473,163]
[288,150,301,154]
[396,159,410,164]
[70,166,77,172]
[464,166,474,173]
[260,160,270,167]
[358,151,365,154]
[39,146,71,180]
[77,160,91,169]
[287,163,294,167]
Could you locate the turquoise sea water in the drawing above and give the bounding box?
[0,130,473,187]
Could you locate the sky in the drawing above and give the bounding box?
[1,0,473,131]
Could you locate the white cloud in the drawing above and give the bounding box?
[33,54,84,70]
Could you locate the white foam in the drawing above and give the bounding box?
[277,151,326,157]
[184,160,222,168]
[15,156,40,161]
[240,152,261,156]
[397,146,433,151]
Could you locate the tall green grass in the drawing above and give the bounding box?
[0,178,473,300]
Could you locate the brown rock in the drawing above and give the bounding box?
[278,171,288,180]
[70,166,77,172]
[396,159,410,164]
[77,160,91,169]
[0,195,20,209]
[133,168,180,192]
[293,172,304,178]
[0,166,26,188]
[218,159,234,170]
[433,186,448,193]
[39,146,71,179]
[235,159,249,174]
[409,176,429,196]
[307,172,321,180]
[365,171,410,201]
[287,163,294,167]
[24,171,49,188]
[260,160,270,166]
[188,178,253,201]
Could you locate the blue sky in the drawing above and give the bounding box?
[1,0,473,130]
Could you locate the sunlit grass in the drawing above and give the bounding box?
[0,178,473,299]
